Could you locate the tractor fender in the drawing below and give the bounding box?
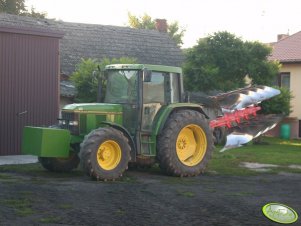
[152,103,209,137]
[100,121,136,161]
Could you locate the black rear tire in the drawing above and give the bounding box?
[80,127,131,181]
[213,126,226,145]
[157,110,214,177]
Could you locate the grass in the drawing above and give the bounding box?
[0,163,83,178]
[177,190,195,197]
[115,208,126,216]
[1,198,35,217]
[162,177,200,185]
[39,216,62,223]
[207,136,301,176]
[58,204,73,210]
[0,173,15,180]
[0,137,299,179]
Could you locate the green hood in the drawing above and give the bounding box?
[62,103,123,113]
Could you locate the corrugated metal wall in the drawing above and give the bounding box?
[0,27,62,155]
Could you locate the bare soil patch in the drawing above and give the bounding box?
[0,166,300,226]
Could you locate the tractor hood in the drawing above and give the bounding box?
[62,103,123,113]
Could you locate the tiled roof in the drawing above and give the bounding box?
[0,13,184,75]
[269,31,301,63]
[60,80,77,97]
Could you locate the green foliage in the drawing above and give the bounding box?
[183,31,280,92]
[0,0,47,18]
[127,12,185,47]
[70,58,99,103]
[260,86,293,116]
[128,12,155,30]
[0,0,25,14]
[245,41,280,85]
[167,21,186,47]
[70,57,137,103]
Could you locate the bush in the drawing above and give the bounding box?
[260,86,293,116]
[70,57,136,103]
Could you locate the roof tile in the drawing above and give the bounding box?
[269,31,301,63]
[0,13,184,75]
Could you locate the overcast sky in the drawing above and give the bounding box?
[26,0,301,48]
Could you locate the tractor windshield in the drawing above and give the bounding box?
[104,70,138,104]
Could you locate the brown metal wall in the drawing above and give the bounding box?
[0,28,62,155]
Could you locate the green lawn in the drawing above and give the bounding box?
[0,137,300,178]
[207,137,301,176]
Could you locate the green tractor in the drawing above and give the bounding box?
[22,64,281,180]
[23,64,214,180]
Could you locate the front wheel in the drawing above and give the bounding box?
[157,110,214,177]
[38,144,80,172]
[80,127,131,181]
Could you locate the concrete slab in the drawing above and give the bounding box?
[0,155,38,165]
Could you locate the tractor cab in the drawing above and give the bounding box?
[102,64,184,156]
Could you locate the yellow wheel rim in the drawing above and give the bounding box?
[176,124,207,166]
[97,140,121,170]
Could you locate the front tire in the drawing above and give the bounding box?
[80,127,131,181]
[157,110,214,177]
[38,144,80,172]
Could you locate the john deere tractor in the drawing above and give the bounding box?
[22,64,280,180]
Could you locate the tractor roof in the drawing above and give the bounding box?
[105,64,182,74]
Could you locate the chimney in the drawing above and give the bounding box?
[277,34,289,41]
[155,19,168,33]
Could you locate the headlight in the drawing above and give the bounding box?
[59,120,78,126]
[59,120,66,125]
[69,121,79,126]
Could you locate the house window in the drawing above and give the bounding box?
[279,72,290,89]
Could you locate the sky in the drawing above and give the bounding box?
[26,0,301,48]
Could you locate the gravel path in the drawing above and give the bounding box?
[0,169,300,226]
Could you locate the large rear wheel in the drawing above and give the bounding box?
[80,127,131,181]
[157,110,214,177]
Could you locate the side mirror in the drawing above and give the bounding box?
[92,70,98,79]
[143,70,152,82]
[93,65,102,80]
[184,91,190,102]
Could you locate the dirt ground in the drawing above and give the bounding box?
[0,166,300,226]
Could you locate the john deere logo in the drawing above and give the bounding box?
[262,203,298,224]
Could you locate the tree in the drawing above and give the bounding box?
[128,13,155,30]
[70,57,137,103]
[245,41,280,85]
[0,0,26,14]
[22,6,47,19]
[127,12,185,47]
[0,0,47,18]
[183,31,280,92]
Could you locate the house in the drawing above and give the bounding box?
[0,13,184,155]
[268,32,301,138]
[0,14,184,105]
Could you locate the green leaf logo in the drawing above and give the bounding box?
[262,203,298,224]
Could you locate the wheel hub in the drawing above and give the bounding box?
[176,125,207,166]
[99,148,111,160]
[97,140,122,170]
[177,137,187,150]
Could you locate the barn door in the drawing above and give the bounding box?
[0,31,60,155]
